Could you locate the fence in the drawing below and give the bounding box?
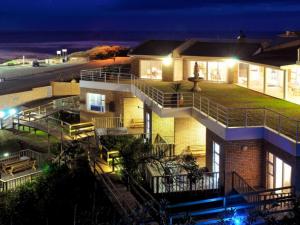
[80,69,300,143]
[146,167,220,194]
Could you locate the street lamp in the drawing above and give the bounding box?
[62,49,68,62]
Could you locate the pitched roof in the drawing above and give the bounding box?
[249,43,300,67]
[130,40,184,56]
[181,41,261,59]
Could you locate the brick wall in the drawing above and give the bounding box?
[206,129,264,193]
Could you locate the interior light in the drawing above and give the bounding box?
[163,55,173,66]
[9,108,17,116]
[226,58,238,68]
[0,111,5,119]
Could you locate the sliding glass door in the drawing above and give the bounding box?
[267,152,291,192]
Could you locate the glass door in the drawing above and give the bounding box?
[267,152,292,192]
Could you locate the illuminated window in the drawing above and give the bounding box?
[207,62,228,82]
[287,68,300,104]
[248,64,264,92]
[238,63,248,87]
[87,93,105,112]
[266,152,291,192]
[140,60,162,80]
[265,68,284,98]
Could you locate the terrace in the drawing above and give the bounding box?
[80,69,300,143]
[0,149,46,191]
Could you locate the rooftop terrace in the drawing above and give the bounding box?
[142,80,300,120]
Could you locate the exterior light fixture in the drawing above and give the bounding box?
[0,111,5,119]
[3,153,9,157]
[163,55,173,66]
[9,108,17,116]
[241,145,248,151]
[225,58,238,68]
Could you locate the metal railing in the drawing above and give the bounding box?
[166,186,294,225]
[147,171,220,194]
[80,68,300,142]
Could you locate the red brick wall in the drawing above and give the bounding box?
[206,129,265,193]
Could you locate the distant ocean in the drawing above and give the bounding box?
[0,30,280,63]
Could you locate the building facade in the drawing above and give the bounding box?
[80,38,300,195]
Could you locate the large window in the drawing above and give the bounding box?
[140,60,162,80]
[188,61,207,79]
[265,68,284,98]
[238,63,249,87]
[267,152,291,192]
[287,68,300,104]
[212,142,220,173]
[87,93,105,112]
[208,62,228,82]
[248,64,264,92]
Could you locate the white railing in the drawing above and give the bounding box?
[80,68,300,143]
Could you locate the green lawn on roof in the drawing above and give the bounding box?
[143,80,300,120]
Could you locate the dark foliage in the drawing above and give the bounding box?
[0,159,116,225]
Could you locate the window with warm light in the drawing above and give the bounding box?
[265,68,284,98]
[207,61,228,82]
[237,63,248,87]
[287,68,300,104]
[267,152,291,193]
[248,64,264,92]
[87,93,105,112]
[140,60,162,80]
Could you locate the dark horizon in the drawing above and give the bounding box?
[1,0,300,32]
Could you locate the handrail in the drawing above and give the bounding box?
[80,68,300,142]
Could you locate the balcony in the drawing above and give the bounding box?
[80,68,300,155]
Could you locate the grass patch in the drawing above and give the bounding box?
[144,80,300,120]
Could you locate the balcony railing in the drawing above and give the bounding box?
[92,116,123,129]
[147,171,220,194]
[80,69,300,143]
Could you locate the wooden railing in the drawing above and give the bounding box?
[0,171,42,192]
[80,69,300,143]
[92,116,123,129]
[0,149,46,168]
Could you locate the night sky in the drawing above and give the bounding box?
[0,0,300,32]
